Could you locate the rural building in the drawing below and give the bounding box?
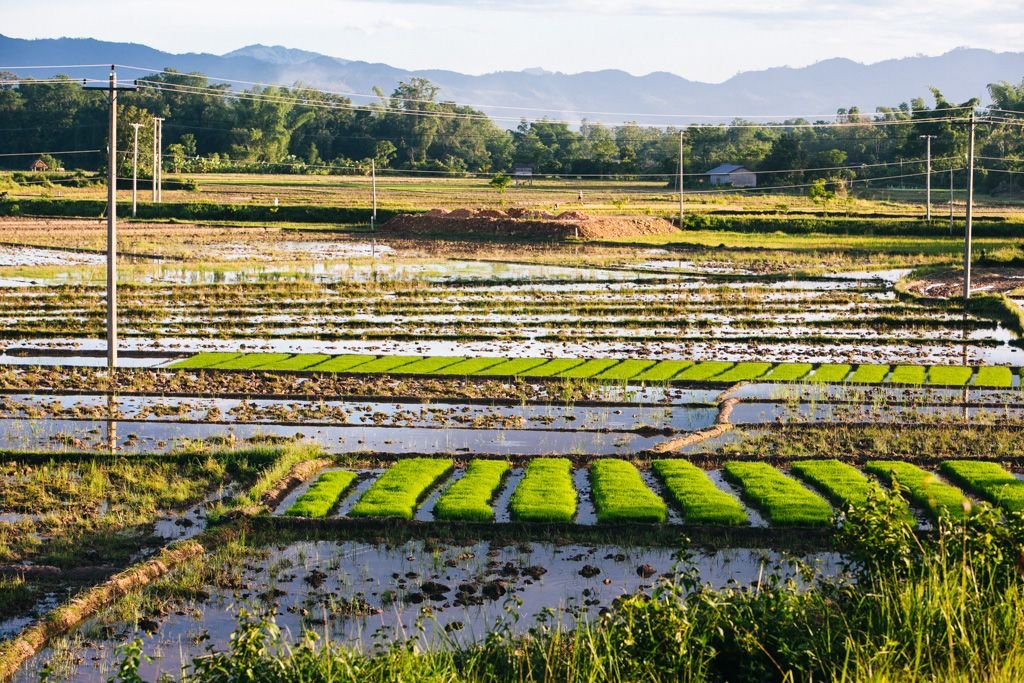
[513,164,534,186]
[29,158,48,172]
[705,163,757,188]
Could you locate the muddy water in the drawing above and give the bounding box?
[17,541,845,682]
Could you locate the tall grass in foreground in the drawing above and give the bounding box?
[124,494,1024,682]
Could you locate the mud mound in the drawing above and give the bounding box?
[381,209,679,241]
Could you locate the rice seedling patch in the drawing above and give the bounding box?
[761,363,813,381]
[169,352,245,369]
[433,460,510,522]
[518,358,587,377]
[476,358,551,376]
[723,462,833,526]
[865,461,972,519]
[589,460,667,523]
[973,366,1013,388]
[554,359,622,379]
[350,458,454,520]
[510,458,577,523]
[674,361,736,382]
[711,362,773,383]
[888,365,927,385]
[848,364,891,384]
[592,360,658,381]
[940,461,1024,513]
[808,364,852,383]
[433,357,508,375]
[651,460,747,525]
[211,353,295,370]
[396,357,468,374]
[308,354,379,373]
[285,470,358,518]
[926,366,973,386]
[631,360,694,382]
[258,354,332,371]
[346,355,423,373]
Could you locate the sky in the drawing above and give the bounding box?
[2,0,1022,82]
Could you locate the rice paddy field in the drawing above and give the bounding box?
[1,187,1024,682]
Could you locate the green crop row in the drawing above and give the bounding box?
[939,461,1024,514]
[510,458,577,523]
[285,470,358,518]
[789,459,912,521]
[723,462,833,526]
[433,460,510,522]
[589,460,667,523]
[168,352,1019,388]
[349,458,453,520]
[651,460,748,525]
[865,461,972,519]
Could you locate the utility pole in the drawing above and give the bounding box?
[949,167,954,236]
[371,158,377,231]
[151,117,164,202]
[130,122,142,217]
[964,111,976,304]
[919,134,936,220]
[678,130,684,227]
[84,66,136,370]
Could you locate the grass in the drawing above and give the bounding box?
[939,461,1024,513]
[554,359,622,379]
[808,364,852,383]
[651,460,747,525]
[926,366,974,386]
[722,462,833,526]
[588,460,667,524]
[510,458,577,523]
[848,364,891,384]
[257,354,331,371]
[761,363,813,381]
[674,361,735,382]
[349,458,454,520]
[345,355,423,373]
[169,352,244,369]
[392,357,467,374]
[308,354,378,373]
[433,460,510,522]
[476,358,551,376]
[630,360,694,382]
[710,362,773,383]
[592,360,658,381]
[865,461,972,519]
[973,366,1014,387]
[284,470,357,518]
[888,364,927,385]
[519,359,586,377]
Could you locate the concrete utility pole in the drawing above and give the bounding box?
[152,117,164,202]
[130,122,142,217]
[949,167,954,235]
[678,130,685,226]
[371,158,377,230]
[919,135,936,220]
[964,111,976,304]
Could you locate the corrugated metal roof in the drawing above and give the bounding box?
[706,163,748,175]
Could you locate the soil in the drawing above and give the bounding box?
[902,268,1024,298]
[381,209,680,241]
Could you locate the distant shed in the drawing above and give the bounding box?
[706,163,756,188]
[30,158,49,172]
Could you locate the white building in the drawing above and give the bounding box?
[705,163,757,188]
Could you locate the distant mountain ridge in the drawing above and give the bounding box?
[2,35,1022,125]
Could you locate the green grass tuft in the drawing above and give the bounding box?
[510,458,577,523]
[723,462,833,526]
[285,470,358,518]
[940,461,1024,513]
[349,458,453,519]
[652,460,747,525]
[433,460,510,522]
[865,461,972,519]
[589,460,667,523]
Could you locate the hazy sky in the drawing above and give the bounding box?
[3,0,1021,82]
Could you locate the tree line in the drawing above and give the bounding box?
[0,69,1021,192]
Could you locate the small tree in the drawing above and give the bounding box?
[489,172,512,194]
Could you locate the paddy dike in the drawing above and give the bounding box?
[381,208,680,240]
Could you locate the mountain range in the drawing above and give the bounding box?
[2,34,1022,125]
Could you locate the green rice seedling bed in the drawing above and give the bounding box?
[476,358,551,376]
[510,458,577,523]
[518,358,586,377]
[308,354,379,373]
[651,460,747,525]
[888,365,927,385]
[940,461,1024,513]
[761,363,813,381]
[865,461,971,519]
[589,460,667,523]
[170,352,245,369]
[631,360,694,382]
[433,357,508,375]
[711,362,773,383]
[259,354,331,371]
[808,364,852,383]
[788,459,911,521]
[973,366,1014,387]
[211,353,295,369]
[434,460,510,522]
[723,462,833,526]
[848,364,891,384]
[285,470,358,518]
[674,361,735,382]
[346,355,422,373]
[926,366,974,386]
[555,359,622,379]
[391,356,467,374]
[349,458,454,520]
[593,360,658,381]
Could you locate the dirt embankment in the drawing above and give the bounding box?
[381,208,680,240]
[901,268,1024,298]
